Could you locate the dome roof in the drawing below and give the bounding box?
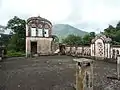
[27,16,52,25]
[91,34,112,43]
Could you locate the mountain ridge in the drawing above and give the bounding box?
[52,24,88,41]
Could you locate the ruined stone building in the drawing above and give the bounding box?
[26,16,59,57]
[65,34,120,60]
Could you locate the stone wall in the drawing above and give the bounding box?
[64,44,120,61]
[51,42,59,53]
[26,37,53,56]
[64,35,120,61]
[65,45,91,57]
[111,45,120,59]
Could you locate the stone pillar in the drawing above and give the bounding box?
[90,44,93,56]
[73,58,93,90]
[26,38,31,57]
[107,43,110,58]
[105,43,108,58]
[117,55,120,79]
[26,24,28,36]
[110,48,112,58]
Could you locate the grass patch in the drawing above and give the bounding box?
[7,50,25,57]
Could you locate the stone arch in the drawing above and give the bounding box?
[91,34,112,58]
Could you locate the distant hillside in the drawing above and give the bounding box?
[52,24,88,41]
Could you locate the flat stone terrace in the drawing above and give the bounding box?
[0,56,119,90]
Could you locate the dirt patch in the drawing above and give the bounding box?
[0,56,120,90]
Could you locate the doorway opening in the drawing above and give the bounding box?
[59,44,65,55]
[31,41,37,55]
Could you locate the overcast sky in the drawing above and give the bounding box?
[0,0,120,33]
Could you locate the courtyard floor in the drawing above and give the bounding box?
[0,56,120,90]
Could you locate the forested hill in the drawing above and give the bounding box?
[52,24,88,39]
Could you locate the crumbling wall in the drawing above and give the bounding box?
[65,45,91,57]
[111,46,120,59]
[26,37,53,56]
[51,41,59,54]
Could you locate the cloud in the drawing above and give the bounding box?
[0,0,120,33]
[0,0,71,25]
[81,0,120,23]
[69,0,120,32]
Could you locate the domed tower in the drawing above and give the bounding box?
[26,16,54,57]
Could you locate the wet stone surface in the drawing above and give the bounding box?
[0,56,120,90]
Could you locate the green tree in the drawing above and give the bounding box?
[104,25,116,39]
[62,34,82,45]
[116,21,120,30]
[103,23,120,45]
[7,16,26,51]
[82,32,96,45]
[89,32,95,38]
[82,34,91,45]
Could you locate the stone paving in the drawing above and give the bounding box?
[0,56,120,90]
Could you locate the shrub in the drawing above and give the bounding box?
[7,50,25,57]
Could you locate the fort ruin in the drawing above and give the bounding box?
[26,16,59,57]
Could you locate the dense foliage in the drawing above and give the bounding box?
[62,34,83,45]
[103,21,120,45]
[82,32,95,45]
[62,32,95,46]
[7,16,26,52]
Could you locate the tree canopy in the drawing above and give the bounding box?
[103,21,120,45]
[7,16,26,52]
[62,32,95,46]
[62,34,82,45]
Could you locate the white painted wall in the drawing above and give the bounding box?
[26,24,28,36]
[107,44,110,58]
[95,39,104,57]
[26,38,27,57]
[27,37,53,41]
[105,43,108,58]
[91,44,95,56]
